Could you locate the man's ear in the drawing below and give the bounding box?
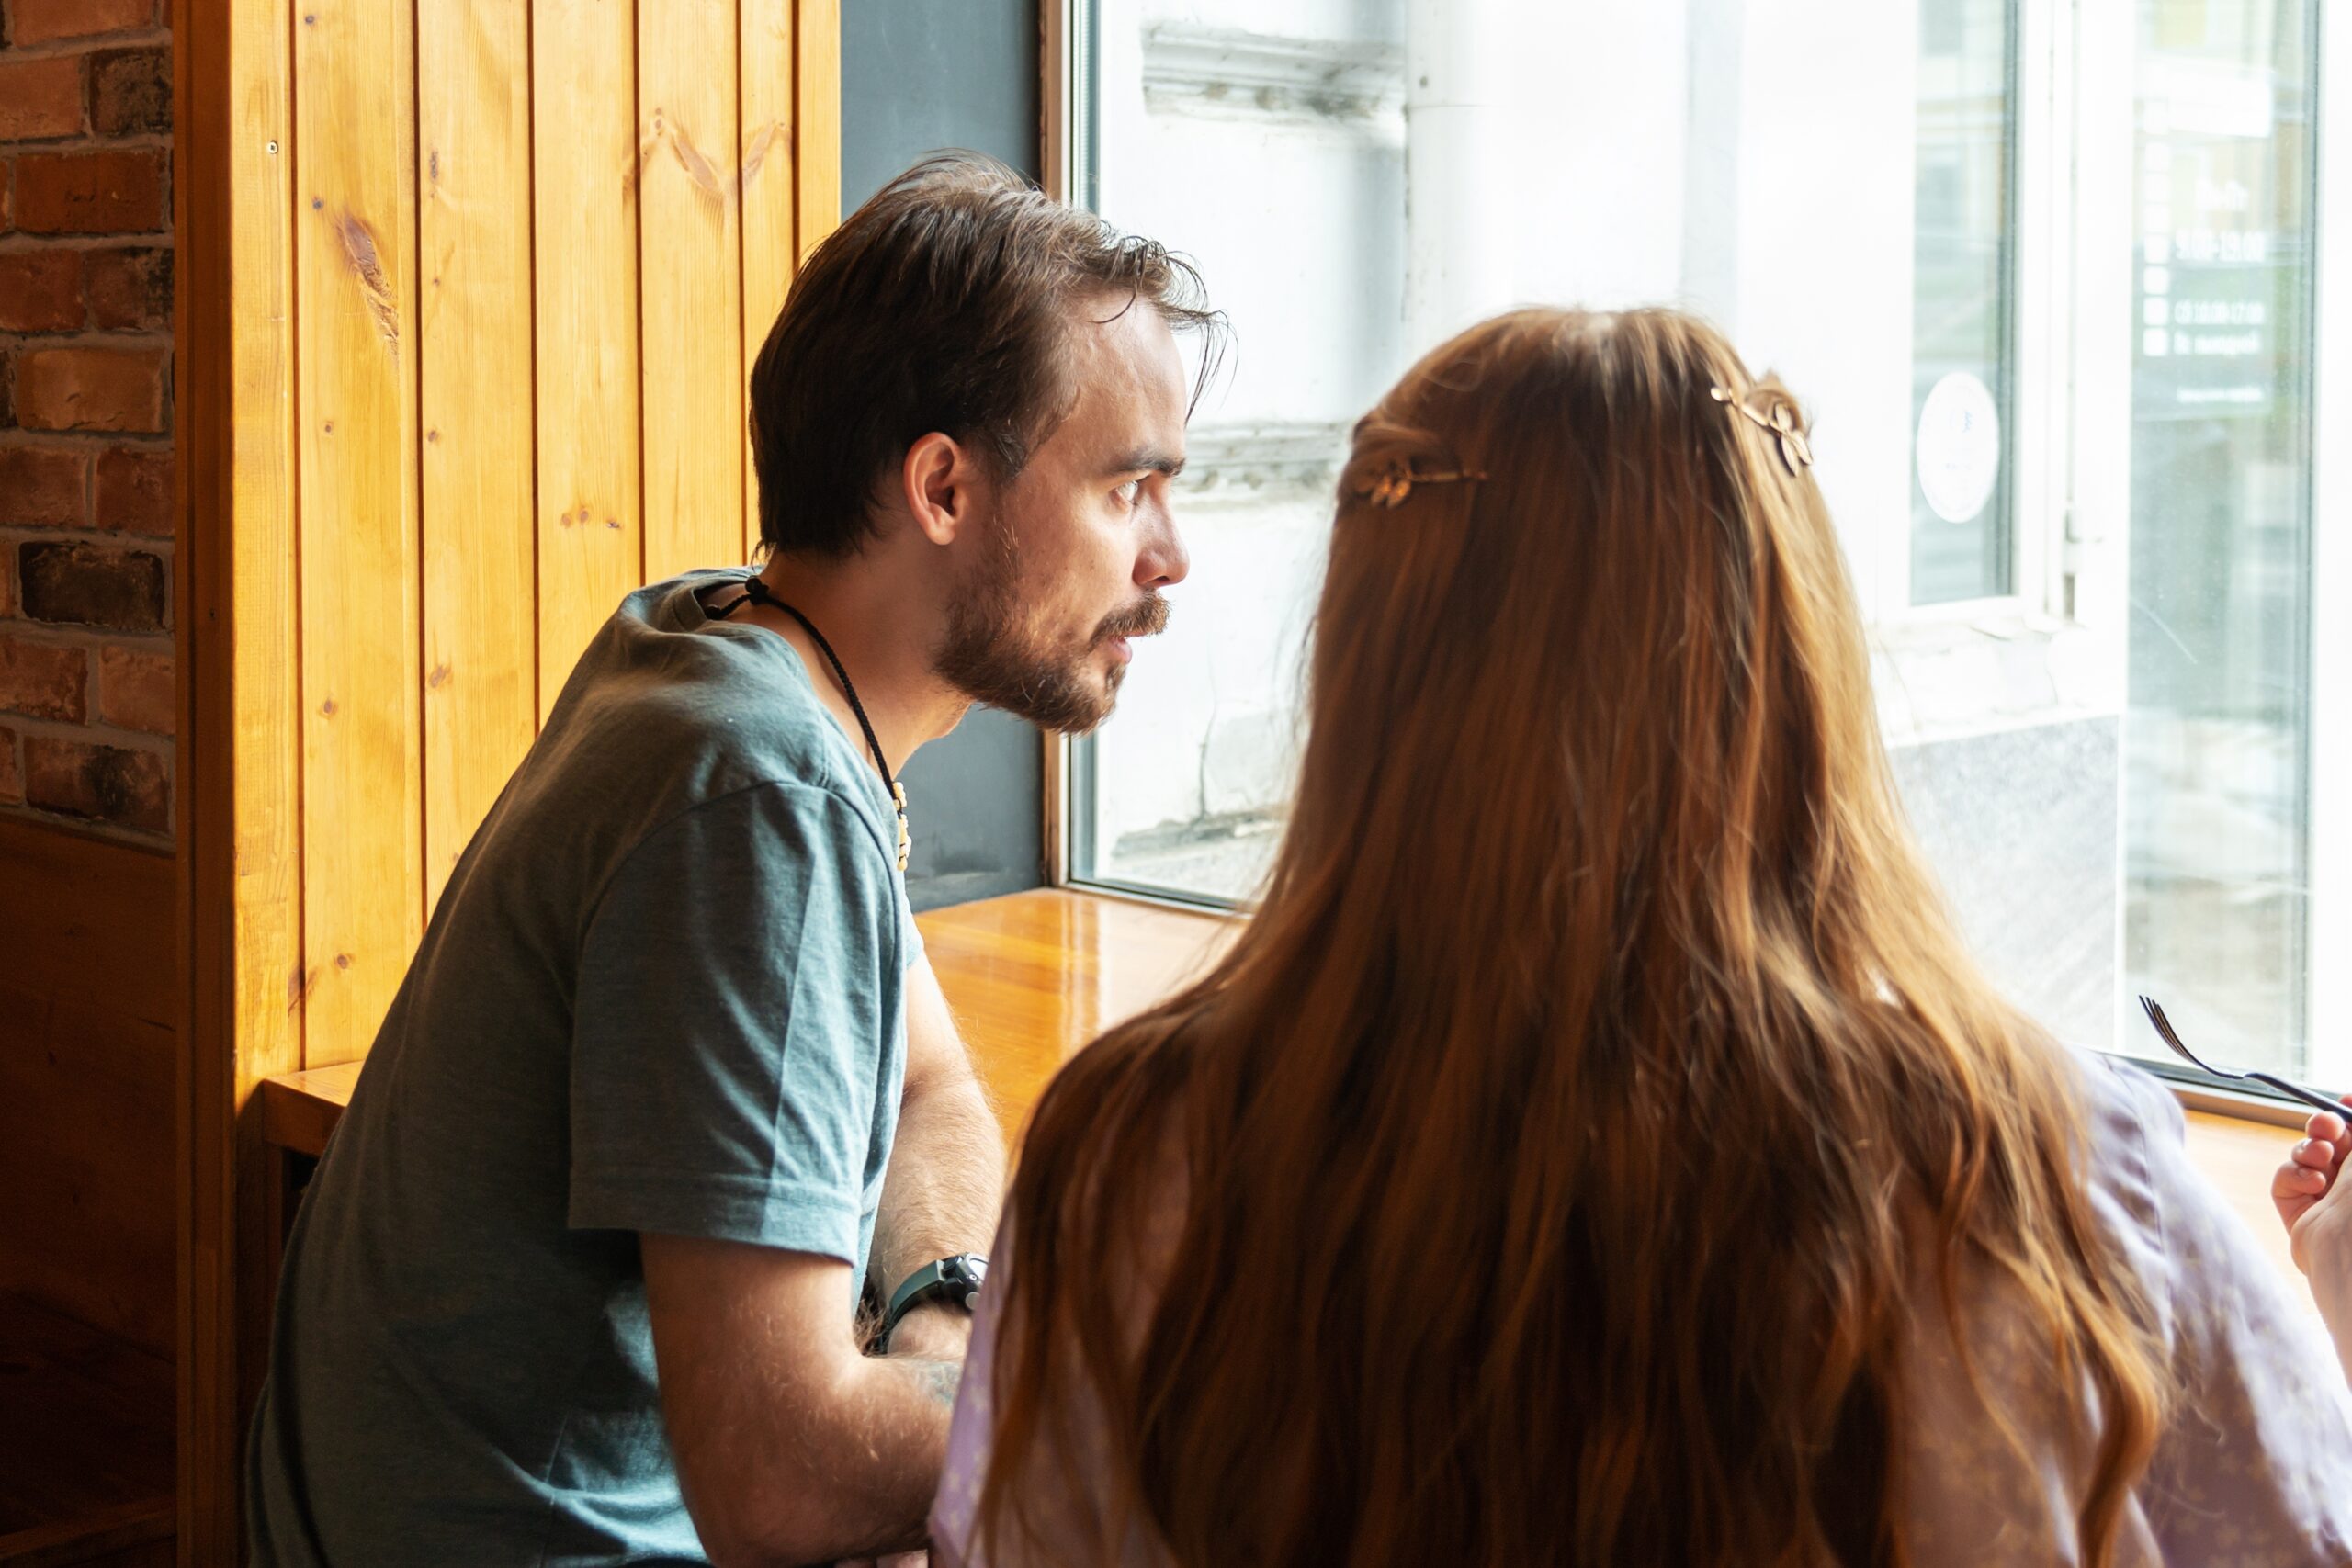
[898,432,987,547]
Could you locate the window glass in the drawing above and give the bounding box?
[1911,0,2017,604]
[1067,0,2329,1088]
[2124,0,2318,1074]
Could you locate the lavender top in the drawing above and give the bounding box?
[933,1053,2352,1565]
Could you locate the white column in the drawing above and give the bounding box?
[1405,0,1515,353]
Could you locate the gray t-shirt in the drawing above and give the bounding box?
[247,570,922,1566]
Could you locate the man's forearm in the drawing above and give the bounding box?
[871,1061,1006,1300]
[781,1353,964,1560]
[646,1235,967,1566]
[689,1352,961,1563]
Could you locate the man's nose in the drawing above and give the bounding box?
[1136,503,1190,590]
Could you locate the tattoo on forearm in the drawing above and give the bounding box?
[903,1358,962,1407]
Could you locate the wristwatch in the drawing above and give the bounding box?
[874,1254,989,1353]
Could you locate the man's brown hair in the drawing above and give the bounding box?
[748,152,1218,558]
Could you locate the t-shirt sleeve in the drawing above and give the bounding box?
[899,873,924,968]
[568,780,904,1261]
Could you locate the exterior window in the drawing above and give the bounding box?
[1063,0,2338,1090]
[2124,0,2321,1077]
[1911,0,2017,604]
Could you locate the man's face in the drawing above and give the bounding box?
[933,296,1192,734]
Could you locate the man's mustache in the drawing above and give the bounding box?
[1094,593,1170,645]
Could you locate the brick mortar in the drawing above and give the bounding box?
[0,525,175,555]
[0,797,175,850]
[0,235,176,254]
[0,30,174,62]
[0,430,175,452]
[0,134,175,155]
[0,9,180,851]
[0,620,170,652]
[5,707,173,756]
[0,330,175,349]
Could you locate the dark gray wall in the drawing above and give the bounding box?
[842,0,1046,911]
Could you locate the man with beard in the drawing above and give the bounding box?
[246,155,1215,1566]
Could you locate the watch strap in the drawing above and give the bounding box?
[875,1254,988,1353]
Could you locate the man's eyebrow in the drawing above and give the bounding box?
[1110,447,1185,479]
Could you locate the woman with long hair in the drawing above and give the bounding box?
[933,308,2352,1564]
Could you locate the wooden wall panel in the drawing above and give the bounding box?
[0,820,176,1359]
[178,0,307,1554]
[740,0,797,561]
[420,0,540,908]
[295,0,424,1066]
[639,0,746,583]
[795,0,842,268]
[182,0,841,1546]
[0,816,176,1032]
[532,0,644,716]
[0,988,176,1358]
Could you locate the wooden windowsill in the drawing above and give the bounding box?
[256,888,2309,1296]
[258,888,1238,1159]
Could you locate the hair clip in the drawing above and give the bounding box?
[1352,459,1489,510]
[1711,386,1814,476]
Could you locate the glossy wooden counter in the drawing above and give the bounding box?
[256,889,2309,1301]
[259,888,1237,1158]
[2185,1108,2305,1294]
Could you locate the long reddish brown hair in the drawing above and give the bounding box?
[978,309,2162,1565]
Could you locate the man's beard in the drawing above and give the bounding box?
[933,514,1169,735]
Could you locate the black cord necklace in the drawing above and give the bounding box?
[715,574,910,871]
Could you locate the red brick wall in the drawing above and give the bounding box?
[0,0,174,845]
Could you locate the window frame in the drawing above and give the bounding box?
[1894,0,2038,619]
[2307,0,2352,1086]
[1042,0,2352,1111]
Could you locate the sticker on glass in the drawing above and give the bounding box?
[1916,371,2001,525]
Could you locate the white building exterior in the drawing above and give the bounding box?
[1068,0,2349,1085]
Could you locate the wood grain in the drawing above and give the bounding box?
[532,0,644,715]
[295,0,424,1067]
[419,0,539,909]
[0,817,173,1031]
[258,1064,362,1161]
[916,892,1233,1139]
[737,0,796,562]
[175,0,305,1550]
[0,1295,173,1556]
[2186,1109,2312,1304]
[637,0,746,582]
[0,988,175,1358]
[0,1501,174,1568]
[0,823,175,1358]
[793,0,841,270]
[258,891,1237,1150]
[179,2,834,1544]
[252,896,2320,1314]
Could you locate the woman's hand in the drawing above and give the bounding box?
[2274,1103,2352,1323]
[2275,1104,2352,1265]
